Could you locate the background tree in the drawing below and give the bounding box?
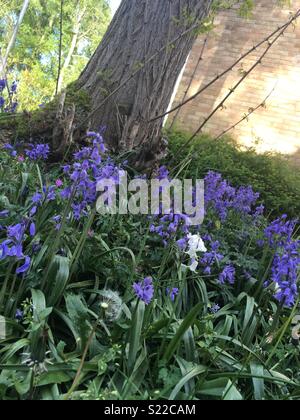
[0,0,111,109]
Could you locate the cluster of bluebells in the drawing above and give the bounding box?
[25,143,50,161]
[149,166,191,245]
[264,215,297,248]
[60,131,122,220]
[149,170,262,243]
[150,213,190,246]
[148,169,246,282]
[0,79,18,113]
[204,171,261,221]
[2,142,50,162]
[263,215,300,307]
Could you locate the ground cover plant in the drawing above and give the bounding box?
[0,124,300,400]
[167,130,300,220]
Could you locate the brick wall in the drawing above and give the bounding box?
[170,0,300,164]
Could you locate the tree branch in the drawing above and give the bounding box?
[169,33,209,129]
[175,9,300,153]
[213,85,276,141]
[149,8,300,123]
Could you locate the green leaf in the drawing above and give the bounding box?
[37,371,72,387]
[250,362,265,400]
[65,294,90,350]
[45,255,70,306]
[198,378,231,397]
[128,301,145,371]
[223,380,243,400]
[169,365,206,400]
[0,339,30,363]
[163,302,202,362]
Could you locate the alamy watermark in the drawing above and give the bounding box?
[96,171,204,226]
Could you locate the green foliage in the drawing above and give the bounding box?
[167,130,300,219]
[0,144,299,400]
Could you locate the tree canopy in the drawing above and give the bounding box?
[0,0,111,110]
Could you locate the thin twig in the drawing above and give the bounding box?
[170,34,209,129]
[213,84,277,141]
[150,9,300,123]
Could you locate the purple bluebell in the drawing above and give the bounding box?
[166,287,179,302]
[25,143,50,161]
[31,192,43,204]
[10,81,17,93]
[0,210,9,218]
[30,206,37,217]
[268,240,300,307]
[0,79,6,91]
[265,215,297,248]
[133,277,154,305]
[16,256,31,274]
[210,303,221,314]
[219,265,236,285]
[15,309,24,321]
[29,222,36,237]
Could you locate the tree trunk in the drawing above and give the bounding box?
[77,0,213,166]
[56,5,86,94]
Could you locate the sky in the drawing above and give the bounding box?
[109,0,121,15]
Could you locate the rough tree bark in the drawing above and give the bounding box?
[1,0,214,167]
[76,0,213,167]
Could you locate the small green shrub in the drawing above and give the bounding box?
[167,130,300,219]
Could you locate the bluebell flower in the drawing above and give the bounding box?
[10,101,18,113]
[219,265,236,285]
[0,210,9,218]
[0,79,6,91]
[31,192,43,204]
[16,256,31,274]
[30,206,37,217]
[210,303,220,314]
[133,277,154,305]
[29,222,36,237]
[176,238,187,250]
[267,240,300,307]
[8,244,23,259]
[10,81,17,93]
[166,287,179,301]
[15,309,24,321]
[7,223,25,243]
